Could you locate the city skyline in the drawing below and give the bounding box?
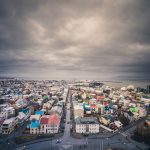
[0,0,150,80]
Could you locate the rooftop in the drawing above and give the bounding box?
[35,110,44,115]
[77,117,99,124]
[30,120,40,128]
[3,117,16,124]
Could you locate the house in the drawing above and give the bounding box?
[90,104,98,113]
[73,105,84,120]
[14,99,28,108]
[114,121,123,128]
[2,117,18,134]
[40,114,60,134]
[99,116,111,126]
[137,107,147,118]
[30,114,41,121]
[89,98,97,105]
[43,102,52,110]
[0,107,15,119]
[29,115,41,134]
[35,110,44,116]
[19,107,33,119]
[124,111,134,122]
[144,115,150,127]
[49,106,62,117]
[83,103,91,114]
[76,117,99,134]
[0,116,4,133]
[17,112,26,125]
[30,120,40,134]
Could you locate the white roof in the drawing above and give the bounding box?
[17,112,26,119]
[3,117,16,124]
[74,105,83,110]
[30,115,41,120]
[3,107,14,111]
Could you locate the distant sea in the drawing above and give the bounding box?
[102,80,150,88]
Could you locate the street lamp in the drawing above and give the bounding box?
[86,137,88,145]
[123,142,127,149]
[106,138,109,146]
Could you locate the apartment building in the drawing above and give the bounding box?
[40,114,60,134]
[76,117,99,134]
[2,117,18,134]
[0,107,15,119]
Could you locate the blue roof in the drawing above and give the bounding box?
[30,120,40,128]
[20,108,29,115]
[35,110,44,115]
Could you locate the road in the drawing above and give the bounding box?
[61,90,71,143]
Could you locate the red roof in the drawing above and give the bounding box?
[90,104,97,109]
[40,117,49,124]
[96,96,104,100]
[48,114,60,125]
[40,114,60,125]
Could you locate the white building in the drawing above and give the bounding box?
[2,117,18,134]
[17,112,26,124]
[76,117,99,134]
[40,114,60,134]
[0,107,15,119]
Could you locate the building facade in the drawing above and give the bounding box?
[76,117,99,134]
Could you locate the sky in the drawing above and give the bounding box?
[0,0,150,80]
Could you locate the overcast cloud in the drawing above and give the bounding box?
[0,0,150,80]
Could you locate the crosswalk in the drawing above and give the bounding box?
[59,145,73,150]
[87,139,104,150]
[99,140,104,150]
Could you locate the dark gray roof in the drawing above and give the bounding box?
[76,117,99,124]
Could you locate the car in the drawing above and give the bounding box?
[56,140,61,144]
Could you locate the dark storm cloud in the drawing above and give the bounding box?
[0,0,150,79]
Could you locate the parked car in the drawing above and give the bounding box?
[56,140,61,144]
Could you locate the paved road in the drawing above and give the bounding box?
[62,90,71,142]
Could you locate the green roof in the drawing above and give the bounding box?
[130,107,138,112]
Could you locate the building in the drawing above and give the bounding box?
[35,110,44,116]
[2,117,18,134]
[30,120,40,134]
[14,99,28,109]
[138,107,147,118]
[17,112,26,125]
[144,115,150,127]
[49,106,62,117]
[136,87,146,93]
[146,85,150,94]
[40,114,60,134]
[0,107,15,119]
[0,116,4,133]
[90,104,98,113]
[29,114,41,134]
[43,102,52,110]
[114,121,123,128]
[76,117,99,134]
[99,116,110,126]
[73,105,84,120]
[124,111,135,122]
